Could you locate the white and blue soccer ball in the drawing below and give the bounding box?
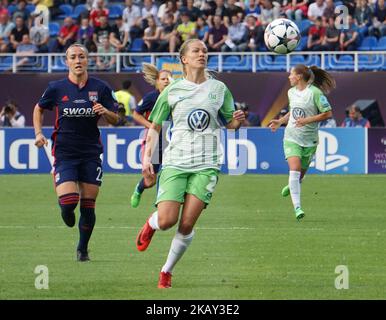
[264,18,301,54]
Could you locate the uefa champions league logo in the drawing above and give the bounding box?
[187,109,210,132]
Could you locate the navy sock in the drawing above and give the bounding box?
[77,199,96,254]
[136,178,146,194]
[58,193,79,227]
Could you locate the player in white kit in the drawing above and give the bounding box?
[269,64,335,220]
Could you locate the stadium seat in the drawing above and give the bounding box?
[298,19,312,36]
[0,56,12,71]
[376,36,386,50]
[358,54,384,71]
[326,54,354,71]
[129,38,145,52]
[108,4,124,19]
[25,4,36,14]
[7,4,17,16]
[58,4,73,19]
[357,36,378,51]
[294,36,308,51]
[223,55,252,71]
[49,22,60,37]
[289,55,305,67]
[71,4,87,19]
[207,55,219,69]
[51,56,68,72]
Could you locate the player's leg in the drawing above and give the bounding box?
[135,168,187,252]
[54,160,79,227]
[130,164,160,208]
[158,169,218,288]
[281,167,307,197]
[76,159,102,261]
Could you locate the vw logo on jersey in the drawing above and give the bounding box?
[292,108,305,120]
[187,109,210,132]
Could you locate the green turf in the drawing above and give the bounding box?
[0,174,385,300]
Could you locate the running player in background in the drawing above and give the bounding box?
[269,64,335,220]
[33,43,119,261]
[130,63,172,208]
[135,39,245,289]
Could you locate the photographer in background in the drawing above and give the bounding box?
[0,100,26,127]
[236,102,261,127]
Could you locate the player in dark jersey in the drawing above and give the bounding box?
[130,63,172,208]
[33,43,119,262]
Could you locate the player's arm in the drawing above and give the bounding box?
[219,86,245,130]
[296,88,333,127]
[33,104,48,148]
[142,88,171,177]
[93,103,119,125]
[296,110,332,127]
[269,112,290,131]
[133,110,152,128]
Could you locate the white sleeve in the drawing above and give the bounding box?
[129,96,137,110]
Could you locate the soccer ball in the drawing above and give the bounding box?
[264,18,301,54]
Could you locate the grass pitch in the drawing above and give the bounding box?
[0,174,385,300]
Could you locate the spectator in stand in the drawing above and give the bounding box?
[369,0,386,37]
[159,0,179,24]
[284,0,309,24]
[307,0,327,23]
[0,100,25,127]
[96,37,116,70]
[342,0,357,16]
[142,0,159,26]
[259,0,281,27]
[90,0,109,28]
[245,14,264,51]
[110,15,130,52]
[93,15,112,46]
[354,0,373,36]
[221,14,248,52]
[53,17,78,52]
[9,16,29,52]
[245,0,261,18]
[208,14,227,51]
[158,13,177,52]
[179,0,202,22]
[31,0,50,26]
[214,0,231,22]
[227,0,244,19]
[0,13,14,53]
[33,0,62,20]
[236,103,261,127]
[307,16,326,51]
[29,14,49,53]
[12,0,30,25]
[322,16,340,51]
[0,2,8,16]
[143,14,161,52]
[176,11,196,43]
[341,105,371,127]
[319,117,337,127]
[15,33,38,69]
[77,16,96,53]
[115,80,137,117]
[323,0,335,21]
[122,0,142,41]
[196,15,209,43]
[340,15,360,50]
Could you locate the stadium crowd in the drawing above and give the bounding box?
[0,0,385,56]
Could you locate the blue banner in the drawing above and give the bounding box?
[0,127,366,174]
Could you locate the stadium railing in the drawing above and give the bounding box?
[0,51,385,73]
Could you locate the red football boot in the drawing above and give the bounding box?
[158,271,172,289]
[136,218,156,251]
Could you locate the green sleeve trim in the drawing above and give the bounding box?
[148,83,175,125]
[310,85,332,113]
[219,86,235,124]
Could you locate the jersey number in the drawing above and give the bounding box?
[96,167,103,182]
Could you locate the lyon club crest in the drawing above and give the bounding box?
[88,91,98,103]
